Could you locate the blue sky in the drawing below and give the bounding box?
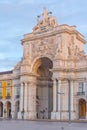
[0,0,87,71]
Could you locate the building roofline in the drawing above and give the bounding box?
[0,70,13,75]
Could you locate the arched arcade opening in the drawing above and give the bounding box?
[5,101,11,118]
[79,99,86,119]
[33,57,53,119]
[0,102,3,117]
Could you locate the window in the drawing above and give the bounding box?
[7,80,11,86]
[7,87,10,96]
[17,86,20,96]
[78,82,84,92]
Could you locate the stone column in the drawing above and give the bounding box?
[67,79,76,120]
[32,83,37,115]
[53,79,57,112]
[24,82,28,119]
[28,83,32,113]
[58,80,61,111]
[56,79,61,120]
[51,79,57,119]
[71,80,73,111]
[24,83,28,111]
[11,103,15,119]
[28,81,37,119]
[11,83,15,119]
[20,83,24,111]
[18,83,24,119]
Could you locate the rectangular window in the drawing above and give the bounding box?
[7,87,10,96]
[78,82,84,92]
[7,80,11,86]
[17,87,20,96]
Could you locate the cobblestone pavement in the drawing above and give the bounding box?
[0,120,87,130]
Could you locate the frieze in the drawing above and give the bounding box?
[31,38,55,61]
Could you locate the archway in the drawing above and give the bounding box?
[33,57,53,119]
[0,102,3,117]
[79,99,86,119]
[6,101,11,118]
[15,101,20,119]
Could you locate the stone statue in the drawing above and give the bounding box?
[33,8,58,32]
[49,15,58,27]
[43,7,49,25]
[68,46,71,56]
[75,45,79,55]
[37,16,41,26]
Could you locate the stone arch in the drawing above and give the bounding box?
[0,102,3,117]
[31,56,53,74]
[32,57,53,119]
[31,56,53,73]
[79,99,86,119]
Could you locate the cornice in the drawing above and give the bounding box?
[21,25,86,44]
[19,72,38,77]
[52,67,87,73]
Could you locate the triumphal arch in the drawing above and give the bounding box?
[13,8,87,120]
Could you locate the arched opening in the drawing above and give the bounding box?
[79,99,86,119]
[6,101,11,118]
[15,101,20,119]
[33,57,53,119]
[0,102,3,117]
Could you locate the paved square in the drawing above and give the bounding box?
[0,120,87,130]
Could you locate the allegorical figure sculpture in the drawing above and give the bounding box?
[33,8,58,32]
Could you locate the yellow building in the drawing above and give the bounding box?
[0,71,13,118]
[0,79,12,99]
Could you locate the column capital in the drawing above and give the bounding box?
[52,78,57,81]
[25,82,28,86]
[21,82,25,86]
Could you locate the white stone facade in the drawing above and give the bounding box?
[0,8,87,121]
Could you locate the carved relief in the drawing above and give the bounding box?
[67,35,85,58]
[23,43,29,58]
[68,36,77,56]
[31,38,55,60]
[55,36,63,58]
